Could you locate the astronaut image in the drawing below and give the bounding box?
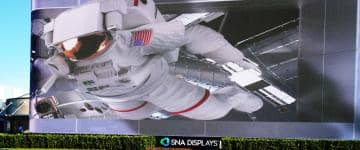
[31,0,296,120]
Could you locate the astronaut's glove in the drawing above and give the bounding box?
[197,44,260,71]
[213,86,263,113]
[234,58,260,72]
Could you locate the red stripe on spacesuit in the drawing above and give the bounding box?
[140,30,144,43]
[142,30,146,44]
[134,0,139,6]
[171,89,210,115]
[113,102,148,112]
[145,30,152,45]
[137,30,140,42]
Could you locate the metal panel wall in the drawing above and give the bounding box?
[299,0,357,122]
[29,0,360,139]
[355,0,360,139]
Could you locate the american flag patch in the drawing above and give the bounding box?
[131,29,152,47]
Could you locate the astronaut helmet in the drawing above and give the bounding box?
[41,0,162,61]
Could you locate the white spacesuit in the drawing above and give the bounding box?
[35,0,263,120]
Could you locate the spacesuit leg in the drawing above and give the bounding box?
[147,74,235,120]
[107,101,161,120]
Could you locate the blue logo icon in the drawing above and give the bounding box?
[160,137,170,147]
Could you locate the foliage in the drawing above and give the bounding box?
[222,137,360,150]
[0,133,155,150]
[1,133,360,150]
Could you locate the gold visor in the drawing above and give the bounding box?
[59,33,111,61]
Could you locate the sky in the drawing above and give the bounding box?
[0,0,31,99]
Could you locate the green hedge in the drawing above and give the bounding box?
[0,133,155,150]
[1,134,360,150]
[223,137,360,150]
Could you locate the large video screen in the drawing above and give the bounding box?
[30,0,359,139]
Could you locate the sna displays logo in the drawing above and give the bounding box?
[156,136,222,149]
[160,137,170,147]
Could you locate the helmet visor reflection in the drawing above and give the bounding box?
[60,33,111,61]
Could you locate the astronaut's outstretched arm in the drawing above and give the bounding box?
[184,25,255,69]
